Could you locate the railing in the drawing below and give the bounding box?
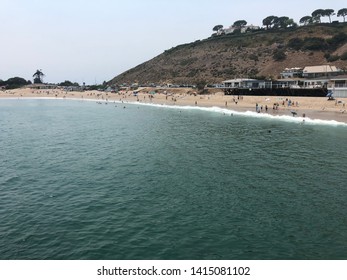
[333,84,347,88]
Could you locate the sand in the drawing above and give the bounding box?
[1,87,347,123]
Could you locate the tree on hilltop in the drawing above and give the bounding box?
[312,9,325,23]
[233,20,247,28]
[300,16,313,25]
[33,69,45,84]
[337,8,347,22]
[274,16,296,28]
[262,16,278,29]
[212,25,223,32]
[323,9,335,23]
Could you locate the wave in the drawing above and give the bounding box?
[2,97,346,127]
[121,101,347,127]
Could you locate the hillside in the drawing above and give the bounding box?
[109,23,347,85]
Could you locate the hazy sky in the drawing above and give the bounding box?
[1,0,346,84]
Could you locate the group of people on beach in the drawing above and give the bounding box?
[255,103,269,113]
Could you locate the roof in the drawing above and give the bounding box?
[222,78,259,83]
[275,78,302,82]
[282,67,303,72]
[303,65,341,73]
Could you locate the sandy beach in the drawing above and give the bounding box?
[1,87,347,123]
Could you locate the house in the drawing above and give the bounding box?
[302,78,330,88]
[218,26,235,35]
[240,24,260,33]
[328,76,347,97]
[280,67,303,79]
[27,84,57,90]
[222,78,272,89]
[218,24,260,35]
[302,65,343,78]
[272,78,303,88]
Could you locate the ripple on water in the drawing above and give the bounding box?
[0,99,347,259]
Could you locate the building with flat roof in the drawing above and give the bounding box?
[280,67,303,79]
[222,78,272,89]
[328,75,347,97]
[302,65,343,78]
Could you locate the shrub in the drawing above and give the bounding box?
[327,33,347,49]
[287,37,304,50]
[340,51,347,60]
[195,80,206,91]
[273,49,286,61]
[327,55,340,62]
[303,37,328,51]
[249,54,259,61]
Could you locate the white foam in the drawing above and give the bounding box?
[2,97,346,127]
[126,102,347,127]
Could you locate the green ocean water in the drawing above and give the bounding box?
[0,98,346,260]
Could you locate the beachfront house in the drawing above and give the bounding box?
[328,76,347,97]
[272,78,302,88]
[302,65,343,79]
[27,84,57,90]
[302,77,330,89]
[280,67,303,79]
[222,78,272,89]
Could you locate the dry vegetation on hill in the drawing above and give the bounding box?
[109,23,347,85]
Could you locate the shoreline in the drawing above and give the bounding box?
[1,87,347,125]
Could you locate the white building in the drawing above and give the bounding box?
[280,67,303,79]
[222,78,271,89]
[240,24,260,33]
[218,25,260,35]
[302,65,343,78]
[328,76,347,98]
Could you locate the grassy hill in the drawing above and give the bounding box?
[109,23,347,85]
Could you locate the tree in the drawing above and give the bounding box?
[212,25,223,32]
[33,69,45,84]
[300,16,312,25]
[59,80,75,87]
[274,16,295,28]
[262,16,278,29]
[337,8,347,22]
[287,18,298,28]
[233,20,247,28]
[1,77,31,89]
[262,16,271,29]
[323,9,335,23]
[312,9,325,23]
[195,80,206,91]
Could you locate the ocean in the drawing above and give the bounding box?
[0,98,346,260]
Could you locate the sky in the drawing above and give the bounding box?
[1,0,346,85]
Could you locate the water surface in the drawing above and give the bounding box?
[0,99,346,259]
